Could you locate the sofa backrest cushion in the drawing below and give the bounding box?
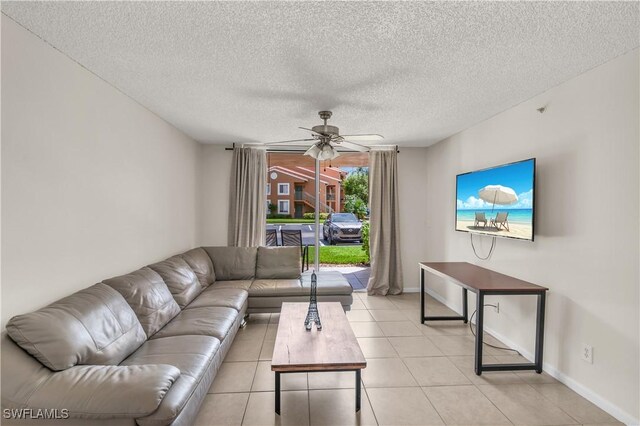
[256,246,302,279]
[5,283,146,371]
[103,267,181,337]
[203,247,257,281]
[148,256,203,308]
[180,248,215,288]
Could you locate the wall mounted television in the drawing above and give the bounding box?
[456,158,535,241]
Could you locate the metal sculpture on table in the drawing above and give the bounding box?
[304,271,322,331]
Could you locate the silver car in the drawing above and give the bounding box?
[322,213,363,245]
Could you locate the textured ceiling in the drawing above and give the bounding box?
[2,2,638,146]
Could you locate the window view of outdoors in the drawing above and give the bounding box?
[265,152,370,288]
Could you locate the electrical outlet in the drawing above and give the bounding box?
[581,344,593,364]
[494,302,500,313]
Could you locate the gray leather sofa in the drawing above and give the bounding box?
[1,246,353,425]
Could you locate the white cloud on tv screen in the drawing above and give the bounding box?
[457,189,533,210]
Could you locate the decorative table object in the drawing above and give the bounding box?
[304,271,322,330]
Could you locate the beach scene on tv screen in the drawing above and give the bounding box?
[456,160,534,240]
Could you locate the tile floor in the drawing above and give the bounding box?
[195,292,621,426]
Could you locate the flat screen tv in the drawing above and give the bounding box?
[456,158,535,241]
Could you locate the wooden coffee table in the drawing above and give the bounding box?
[271,302,366,415]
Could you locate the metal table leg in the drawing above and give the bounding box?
[462,288,468,323]
[474,291,484,375]
[421,267,467,322]
[420,268,425,324]
[355,369,361,412]
[275,371,281,415]
[535,292,546,373]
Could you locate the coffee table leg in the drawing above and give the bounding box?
[275,372,281,415]
[355,370,361,412]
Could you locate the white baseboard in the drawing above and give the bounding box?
[424,288,639,426]
[424,287,451,306]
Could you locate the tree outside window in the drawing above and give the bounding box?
[342,167,368,219]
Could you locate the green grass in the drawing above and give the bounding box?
[266,219,316,224]
[308,245,368,265]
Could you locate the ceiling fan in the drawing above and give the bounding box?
[265,111,383,160]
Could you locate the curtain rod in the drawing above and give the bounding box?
[224,143,400,153]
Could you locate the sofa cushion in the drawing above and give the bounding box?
[27,364,180,419]
[249,272,353,297]
[122,335,221,426]
[5,283,146,371]
[301,271,354,295]
[103,267,181,337]
[203,246,257,280]
[150,306,238,342]
[185,287,248,312]
[211,280,253,291]
[249,279,306,297]
[148,256,203,308]
[180,248,215,288]
[121,335,219,382]
[256,246,301,279]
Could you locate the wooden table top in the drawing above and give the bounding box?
[420,262,548,292]
[271,302,367,372]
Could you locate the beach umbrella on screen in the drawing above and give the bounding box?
[478,185,518,211]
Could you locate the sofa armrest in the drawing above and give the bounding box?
[24,364,180,419]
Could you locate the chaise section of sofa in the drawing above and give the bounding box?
[1,245,353,425]
[203,246,354,312]
[247,270,354,313]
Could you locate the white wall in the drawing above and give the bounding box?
[198,145,232,246]
[397,148,429,291]
[423,49,639,423]
[1,16,201,327]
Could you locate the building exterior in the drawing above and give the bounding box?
[266,166,347,218]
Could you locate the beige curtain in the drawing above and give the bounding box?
[367,147,403,295]
[228,146,267,247]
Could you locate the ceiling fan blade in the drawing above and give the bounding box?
[299,126,325,137]
[265,139,315,145]
[338,140,370,152]
[340,134,384,142]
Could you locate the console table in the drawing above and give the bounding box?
[419,262,548,375]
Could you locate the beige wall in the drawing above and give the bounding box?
[397,148,430,291]
[1,16,201,327]
[198,145,232,246]
[422,49,639,423]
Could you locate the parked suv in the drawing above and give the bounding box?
[323,213,362,245]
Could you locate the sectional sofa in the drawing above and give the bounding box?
[1,246,353,425]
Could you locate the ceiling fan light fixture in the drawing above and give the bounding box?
[304,143,340,160]
[321,144,340,160]
[304,144,321,159]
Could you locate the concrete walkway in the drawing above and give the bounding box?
[321,265,370,291]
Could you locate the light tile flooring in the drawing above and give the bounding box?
[195,292,621,426]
